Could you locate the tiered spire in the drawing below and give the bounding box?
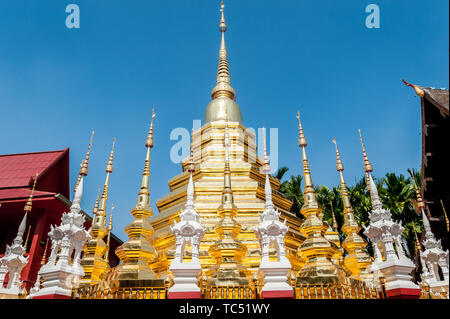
[211,1,235,101]
[296,112,347,284]
[95,138,115,227]
[358,129,373,193]
[332,138,371,280]
[74,131,94,192]
[79,136,113,286]
[135,109,155,211]
[104,205,114,264]
[208,120,248,286]
[441,200,449,232]
[113,112,158,281]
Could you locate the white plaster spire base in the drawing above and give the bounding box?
[29,177,91,299]
[0,212,29,299]
[168,173,205,299]
[364,174,420,299]
[256,174,293,299]
[168,261,202,299]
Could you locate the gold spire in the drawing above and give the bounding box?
[211,1,235,100]
[358,129,373,192]
[92,185,101,216]
[24,225,31,253]
[104,204,114,263]
[410,171,426,211]
[330,201,338,231]
[24,173,38,213]
[135,109,156,211]
[96,138,115,225]
[413,227,421,252]
[41,237,49,265]
[332,138,372,280]
[296,111,318,210]
[74,131,94,192]
[441,199,449,232]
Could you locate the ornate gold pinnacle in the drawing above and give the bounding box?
[358,129,373,193]
[24,173,38,213]
[333,138,371,280]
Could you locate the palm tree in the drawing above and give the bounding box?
[274,166,289,181]
[279,175,304,218]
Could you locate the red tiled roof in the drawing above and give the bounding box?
[0,188,55,201]
[0,149,68,189]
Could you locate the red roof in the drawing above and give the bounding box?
[0,188,56,201]
[0,149,68,189]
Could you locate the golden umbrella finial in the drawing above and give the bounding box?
[440,199,449,232]
[24,173,39,213]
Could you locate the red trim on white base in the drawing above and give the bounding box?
[261,290,294,299]
[386,288,421,299]
[168,291,202,299]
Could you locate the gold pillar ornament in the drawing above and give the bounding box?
[296,112,347,284]
[113,110,158,281]
[80,138,114,286]
[440,200,449,232]
[332,138,372,281]
[207,121,249,286]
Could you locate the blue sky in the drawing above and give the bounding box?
[0,1,448,241]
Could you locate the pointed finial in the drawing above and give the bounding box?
[106,138,116,173]
[146,109,156,148]
[440,199,449,232]
[188,128,195,173]
[24,173,38,213]
[93,185,101,216]
[358,129,373,173]
[24,225,32,252]
[74,131,94,192]
[41,237,49,265]
[297,111,307,147]
[211,0,235,100]
[219,1,227,32]
[14,212,28,246]
[332,138,344,172]
[108,204,114,231]
[402,79,425,98]
[262,127,270,174]
[413,227,421,251]
[409,171,426,211]
[330,201,338,230]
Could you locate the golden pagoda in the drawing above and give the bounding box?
[295,112,348,284]
[332,138,372,282]
[149,1,305,278]
[80,137,115,286]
